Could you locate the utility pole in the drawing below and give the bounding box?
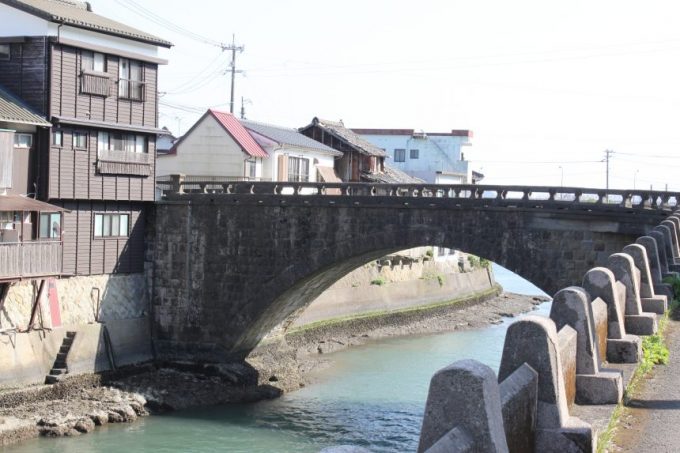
[604,149,614,191]
[240,97,246,119]
[222,34,244,114]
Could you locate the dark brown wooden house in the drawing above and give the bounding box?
[299,117,420,183]
[0,0,171,277]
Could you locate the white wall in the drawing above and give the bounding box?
[360,133,471,184]
[157,114,249,178]
[261,147,336,182]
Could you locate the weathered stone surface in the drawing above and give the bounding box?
[591,298,608,364]
[534,424,595,453]
[622,244,655,298]
[653,225,679,268]
[635,235,674,299]
[557,325,577,408]
[582,268,626,339]
[607,253,657,335]
[640,296,667,314]
[152,195,657,360]
[320,447,374,453]
[418,359,508,453]
[499,316,570,428]
[424,427,474,453]
[660,220,680,260]
[606,336,642,363]
[649,230,672,275]
[500,363,538,453]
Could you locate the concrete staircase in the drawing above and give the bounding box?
[45,331,76,384]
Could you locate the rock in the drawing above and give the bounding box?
[74,418,95,434]
[88,410,109,426]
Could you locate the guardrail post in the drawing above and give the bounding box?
[171,174,186,194]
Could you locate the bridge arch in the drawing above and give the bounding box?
[152,193,662,362]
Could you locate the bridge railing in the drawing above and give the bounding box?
[157,174,679,210]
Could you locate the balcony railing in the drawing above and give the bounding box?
[156,175,272,194]
[0,241,62,280]
[97,149,152,176]
[80,70,111,97]
[118,79,145,101]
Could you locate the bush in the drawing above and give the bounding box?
[370,277,386,286]
[437,275,444,287]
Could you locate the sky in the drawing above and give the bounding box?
[91,0,680,190]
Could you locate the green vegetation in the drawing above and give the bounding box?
[425,248,434,258]
[437,275,445,287]
[370,277,386,286]
[467,255,491,269]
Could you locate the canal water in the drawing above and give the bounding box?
[5,264,549,453]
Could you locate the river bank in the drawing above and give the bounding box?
[0,289,547,448]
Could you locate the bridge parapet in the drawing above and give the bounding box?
[158,174,679,211]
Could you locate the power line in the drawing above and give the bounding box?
[223,35,245,114]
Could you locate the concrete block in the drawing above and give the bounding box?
[606,335,642,363]
[591,298,608,364]
[557,325,577,408]
[607,253,644,317]
[418,359,508,453]
[320,447,374,453]
[622,244,655,298]
[636,236,664,285]
[625,314,658,336]
[640,296,667,314]
[652,228,676,269]
[576,371,623,405]
[500,363,538,453]
[649,230,671,274]
[535,422,595,453]
[424,427,474,453]
[660,220,680,260]
[582,268,626,340]
[499,316,572,429]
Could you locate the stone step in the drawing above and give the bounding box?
[45,375,61,385]
[59,345,70,353]
[62,337,74,346]
[54,360,66,368]
[66,331,76,338]
[50,368,68,375]
[56,352,67,362]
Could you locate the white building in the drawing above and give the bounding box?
[156,110,342,185]
[352,128,480,184]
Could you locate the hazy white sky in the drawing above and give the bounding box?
[93,0,680,190]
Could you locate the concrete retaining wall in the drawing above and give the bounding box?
[291,264,494,328]
[0,274,151,388]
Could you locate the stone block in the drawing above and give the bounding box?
[654,283,674,300]
[535,422,595,453]
[649,230,671,273]
[607,254,645,316]
[591,298,608,364]
[418,359,508,453]
[636,236,663,283]
[622,244,655,298]
[625,313,658,336]
[575,370,623,405]
[500,363,538,453]
[557,325,577,408]
[582,268,626,340]
[660,220,680,260]
[424,427,474,453]
[640,296,667,314]
[606,335,642,363]
[499,317,573,429]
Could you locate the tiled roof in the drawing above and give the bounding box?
[0,84,50,126]
[210,110,268,158]
[361,165,423,184]
[303,117,387,157]
[241,119,342,157]
[1,0,172,47]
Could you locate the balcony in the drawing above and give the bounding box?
[80,70,111,97]
[97,149,152,176]
[0,241,62,281]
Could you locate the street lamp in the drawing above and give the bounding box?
[558,166,564,188]
[633,169,639,190]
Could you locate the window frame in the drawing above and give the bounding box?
[52,130,63,147]
[13,133,33,148]
[81,50,106,73]
[73,131,88,149]
[97,131,148,154]
[93,213,130,239]
[38,212,61,240]
[287,156,310,182]
[410,149,419,159]
[394,148,406,163]
[0,44,9,61]
[118,58,144,100]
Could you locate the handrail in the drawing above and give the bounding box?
[158,175,680,211]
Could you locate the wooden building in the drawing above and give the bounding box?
[0,0,171,277]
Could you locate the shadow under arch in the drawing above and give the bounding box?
[234,225,550,356]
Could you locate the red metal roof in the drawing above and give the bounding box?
[210,110,268,158]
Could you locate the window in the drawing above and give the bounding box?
[13,134,32,148]
[81,51,105,72]
[288,156,310,182]
[0,44,9,60]
[73,132,88,149]
[94,213,129,238]
[394,149,406,162]
[246,160,257,179]
[97,132,147,153]
[39,213,61,239]
[410,149,419,159]
[118,58,143,100]
[52,130,63,146]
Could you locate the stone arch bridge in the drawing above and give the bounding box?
[151,180,678,362]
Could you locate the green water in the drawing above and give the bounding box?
[4,265,548,453]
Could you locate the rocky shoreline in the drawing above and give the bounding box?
[0,290,548,447]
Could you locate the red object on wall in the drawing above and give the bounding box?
[48,278,61,328]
